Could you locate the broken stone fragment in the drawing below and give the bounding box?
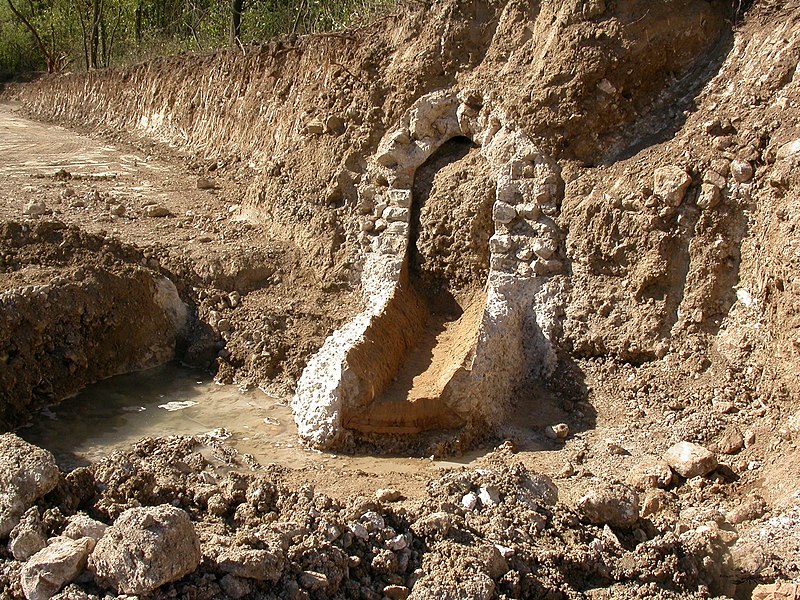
[361,511,385,532]
[219,574,251,599]
[545,423,569,440]
[0,434,60,539]
[626,460,672,491]
[23,201,47,217]
[384,584,411,600]
[144,204,171,217]
[376,488,403,502]
[653,166,691,207]
[714,426,744,455]
[597,78,616,94]
[21,536,94,600]
[462,492,479,511]
[299,570,328,590]
[62,514,107,542]
[492,201,517,224]
[576,482,639,529]
[196,177,217,190]
[663,441,717,478]
[730,159,754,183]
[89,505,201,594]
[751,581,800,599]
[703,169,726,188]
[726,497,767,525]
[478,486,501,507]
[697,183,721,210]
[411,512,453,538]
[305,119,325,135]
[8,507,46,561]
[215,547,284,581]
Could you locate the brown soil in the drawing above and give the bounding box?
[1,0,800,598]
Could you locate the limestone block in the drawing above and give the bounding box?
[653,166,691,207]
[0,434,60,539]
[387,189,412,208]
[89,505,201,594]
[489,234,513,254]
[21,537,93,600]
[663,441,717,478]
[493,202,517,224]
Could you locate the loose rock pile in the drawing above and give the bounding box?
[0,434,774,599]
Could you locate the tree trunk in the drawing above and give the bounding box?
[229,0,243,46]
[90,0,101,69]
[134,2,142,46]
[4,0,56,72]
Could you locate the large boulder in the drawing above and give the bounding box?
[21,536,94,600]
[0,434,60,538]
[89,505,201,594]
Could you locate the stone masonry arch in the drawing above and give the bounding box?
[292,89,566,450]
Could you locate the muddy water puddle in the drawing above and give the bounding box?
[19,363,472,474]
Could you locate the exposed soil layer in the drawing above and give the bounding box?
[0,0,800,598]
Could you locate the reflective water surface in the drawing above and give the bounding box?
[19,363,468,474]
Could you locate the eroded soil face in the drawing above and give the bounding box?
[1,0,800,598]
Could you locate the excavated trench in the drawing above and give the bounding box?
[343,137,490,436]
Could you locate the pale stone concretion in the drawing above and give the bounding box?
[730,158,754,183]
[653,166,692,206]
[0,434,60,539]
[292,89,565,449]
[576,482,640,529]
[62,514,108,542]
[663,441,718,478]
[89,505,201,595]
[292,254,403,448]
[21,536,94,600]
[776,138,800,161]
[8,507,46,561]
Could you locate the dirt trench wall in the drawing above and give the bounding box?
[0,223,189,430]
[14,0,789,444]
[7,0,733,283]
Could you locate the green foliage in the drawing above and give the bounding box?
[0,0,395,78]
[0,7,41,80]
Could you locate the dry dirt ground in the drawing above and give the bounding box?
[2,0,800,598]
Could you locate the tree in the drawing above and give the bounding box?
[229,0,242,46]
[4,0,62,72]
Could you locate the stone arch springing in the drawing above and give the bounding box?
[292,89,567,450]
